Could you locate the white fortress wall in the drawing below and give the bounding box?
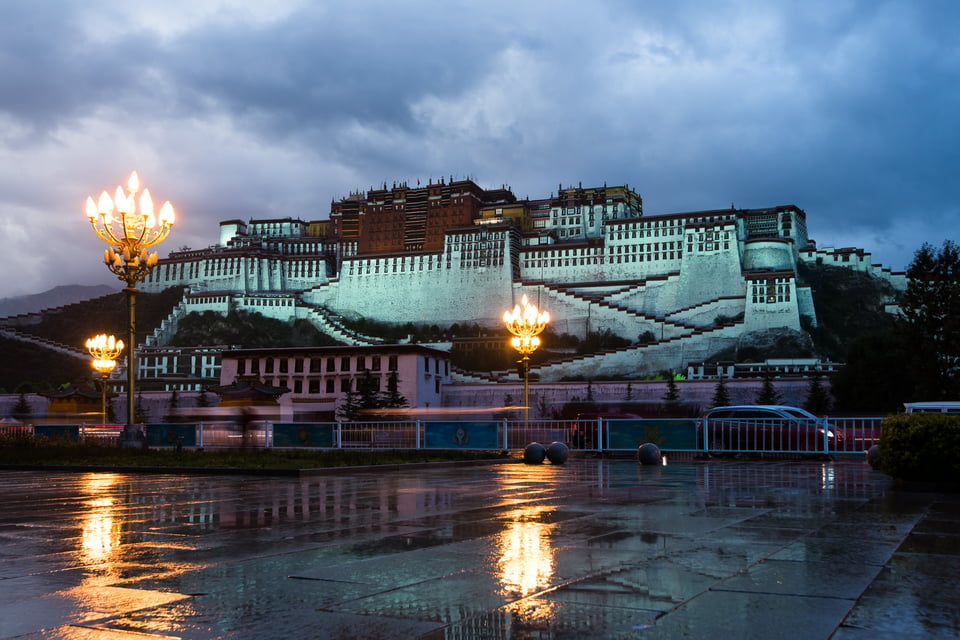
[333,247,516,326]
[520,245,608,283]
[743,273,802,332]
[796,284,817,327]
[533,324,742,381]
[666,296,746,327]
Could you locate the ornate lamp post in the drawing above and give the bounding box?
[85,334,124,425]
[503,294,550,421]
[84,171,175,431]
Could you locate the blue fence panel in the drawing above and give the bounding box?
[424,421,500,449]
[606,419,699,451]
[273,422,335,447]
[33,424,81,441]
[145,424,198,447]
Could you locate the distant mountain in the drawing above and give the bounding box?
[0,285,115,317]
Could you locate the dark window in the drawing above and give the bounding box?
[294,359,303,373]
[308,379,320,394]
[371,356,381,371]
[389,355,398,371]
[326,358,335,372]
[341,356,350,371]
[265,358,274,374]
[341,379,351,393]
[326,379,334,393]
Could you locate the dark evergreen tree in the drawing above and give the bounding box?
[711,374,730,408]
[662,372,680,402]
[898,240,960,400]
[754,371,782,405]
[106,396,119,425]
[11,393,31,419]
[803,373,831,415]
[831,331,909,413]
[163,390,181,422]
[337,369,383,421]
[134,392,149,423]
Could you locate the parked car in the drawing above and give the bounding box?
[701,405,843,452]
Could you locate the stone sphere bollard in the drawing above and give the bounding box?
[867,444,881,469]
[546,441,569,465]
[637,442,662,465]
[523,442,546,464]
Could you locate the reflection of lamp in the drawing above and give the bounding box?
[496,505,555,598]
[503,294,550,421]
[85,172,175,431]
[86,334,124,425]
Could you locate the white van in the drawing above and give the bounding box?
[903,401,960,414]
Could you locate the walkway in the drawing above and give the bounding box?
[0,458,956,639]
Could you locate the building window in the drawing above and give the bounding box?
[294,359,304,373]
[389,355,398,371]
[371,356,381,371]
[310,358,321,373]
[357,356,366,370]
[341,356,351,372]
[340,379,351,393]
[309,379,320,394]
[326,379,335,393]
[238,359,246,375]
[265,358,274,374]
[279,359,288,373]
[293,380,302,394]
[326,358,335,372]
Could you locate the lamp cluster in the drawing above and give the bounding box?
[502,295,551,354]
[85,334,124,375]
[85,171,175,286]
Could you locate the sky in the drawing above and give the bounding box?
[1,0,958,300]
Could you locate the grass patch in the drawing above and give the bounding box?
[0,436,510,471]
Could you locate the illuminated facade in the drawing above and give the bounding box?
[138,179,905,379]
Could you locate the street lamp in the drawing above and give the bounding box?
[84,171,175,432]
[503,294,550,421]
[85,334,124,425]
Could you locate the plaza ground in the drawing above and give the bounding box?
[0,457,956,639]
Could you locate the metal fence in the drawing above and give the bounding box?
[3,416,885,456]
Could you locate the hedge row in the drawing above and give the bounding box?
[877,413,960,483]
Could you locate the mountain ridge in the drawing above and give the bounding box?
[0,285,115,317]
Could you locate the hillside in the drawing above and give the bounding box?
[0,287,185,392]
[0,264,901,391]
[0,285,115,317]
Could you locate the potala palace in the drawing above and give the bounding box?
[139,179,905,381]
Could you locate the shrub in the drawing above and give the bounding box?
[877,413,960,483]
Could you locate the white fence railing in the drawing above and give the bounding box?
[3,417,885,456]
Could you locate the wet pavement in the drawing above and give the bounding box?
[0,458,957,639]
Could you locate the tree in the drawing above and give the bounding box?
[11,393,31,419]
[803,373,831,415]
[831,331,910,413]
[378,370,409,419]
[754,370,782,405]
[163,390,181,423]
[898,240,960,400]
[337,369,383,421]
[662,372,680,402]
[711,374,730,408]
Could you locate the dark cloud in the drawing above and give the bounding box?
[0,0,957,299]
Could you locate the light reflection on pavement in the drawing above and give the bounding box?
[0,459,956,639]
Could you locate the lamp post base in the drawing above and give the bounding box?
[118,425,146,449]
